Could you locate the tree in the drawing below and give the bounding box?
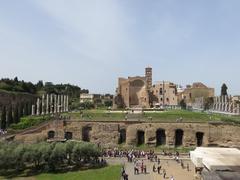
[179,99,187,109]
[221,83,228,96]
[14,77,18,82]
[104,100,113,107]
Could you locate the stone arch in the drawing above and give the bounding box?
[137,130,145,146]
[175,129,184,147]
[48,130,55,139]
[196,132,204,147]
[129,79,146,106]
[119,129,126,144]
[156,128,166,146]
[82,126,92,142]
[65,131,73,140]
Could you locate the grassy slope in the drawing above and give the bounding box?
[35,166,121,180]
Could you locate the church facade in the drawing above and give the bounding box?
[113,67,178,109]
[113,68,151,108]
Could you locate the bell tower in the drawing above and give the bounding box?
[145,67,152,90]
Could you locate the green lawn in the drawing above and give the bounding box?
[35,166,121,180]
[68,109,240,124]
[0,166,121,180]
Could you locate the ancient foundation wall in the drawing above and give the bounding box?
[14,120,240,148]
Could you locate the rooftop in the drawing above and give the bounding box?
[190,147,240,180]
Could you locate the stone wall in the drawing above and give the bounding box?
[13,120,240,148]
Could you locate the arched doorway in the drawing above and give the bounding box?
[156,129,166,146]
[175,129,183,147]
[82,126,92,142]
[65,132,73,140]
[137,130,145,146]
[196,132,204,147]
[119,129,126,144]
[48,131,55,139]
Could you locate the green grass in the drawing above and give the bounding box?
[68,109,240,124]
[144,110,210,122]
[35,166,121,180]
[69,109,125,121]
[9,115,52,130]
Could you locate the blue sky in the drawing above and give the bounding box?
[0,0,239,95]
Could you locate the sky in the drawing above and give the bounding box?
[0,0,239,95]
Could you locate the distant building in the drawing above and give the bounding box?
[113,67,179,109]
[178,82,215,107]
[80,93,113,107]
[151,81,178,107]
[80,93,94,103]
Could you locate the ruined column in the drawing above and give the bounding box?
[46,94,49,115]
[66,95,69,112]
[224,96,227,112]
[216,96,219,111]
[213,97,217,110]
[42,94,45,115]
[54,95,57,113]
[36,98,40,116]
[31,105,35,116]
[50,94,53,114]
[237,104,240,115]
[63,95,66,112]
[60,95,63,112]
[57,95,60,113]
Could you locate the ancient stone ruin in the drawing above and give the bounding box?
[31,94,69,116]
[211,95,240,115]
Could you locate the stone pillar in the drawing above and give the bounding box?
[50,94,53,114]
[53,95,56,113]
[213,97,217,110]
[63,95,66,112]
[220,96,223,111]
[60,95,63,112]
[237,104,240,115]
[224,96,228,112]
[42,94,45,115]
[216,97,219,111]
[66,95,69,112]
[31,105,35,116]
[46,94,49,114]
[36,98,40,115]
[57,95,60,113]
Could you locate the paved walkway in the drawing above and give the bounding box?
[107,157,195,180]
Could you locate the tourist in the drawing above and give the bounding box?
[144,165,147,174]
[121,166,125,177]
[170,175,175,180]
[141,162,144,173]
[153,164,156,172]
[158,158,161,165]
[163,169,166,179]
[187,163,190,171]
[134,166,139,175]
[157,165,161,174]
[123,172,128,180]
